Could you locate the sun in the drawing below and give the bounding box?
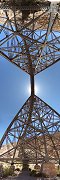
[28,85,31,95]
[28,83,39,95]
[35,84,38,94]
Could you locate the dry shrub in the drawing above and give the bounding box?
[42,162,57,177]
[34,164,41,172]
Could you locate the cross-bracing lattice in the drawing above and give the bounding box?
[0,1,60,166]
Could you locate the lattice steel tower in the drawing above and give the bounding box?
[0,0,60,166]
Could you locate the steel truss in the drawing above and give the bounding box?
[0,2,60,75]
[0,95,60,164]
[0,1,60,165]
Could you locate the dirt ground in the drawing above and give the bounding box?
[1,171,59,180]
[2,171,41,180]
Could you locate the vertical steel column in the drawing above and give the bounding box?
[30,75,34,96]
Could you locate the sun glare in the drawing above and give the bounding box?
[35,84,38,94]
[28,83,39,95]
[28,85,31,95]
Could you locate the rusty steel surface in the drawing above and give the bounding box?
[0,1,60,165]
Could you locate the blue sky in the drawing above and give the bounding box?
[0,54,60,139]
[35,61,60,113]
[0,56,29,138]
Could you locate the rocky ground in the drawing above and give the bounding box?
[1,171,60,180]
